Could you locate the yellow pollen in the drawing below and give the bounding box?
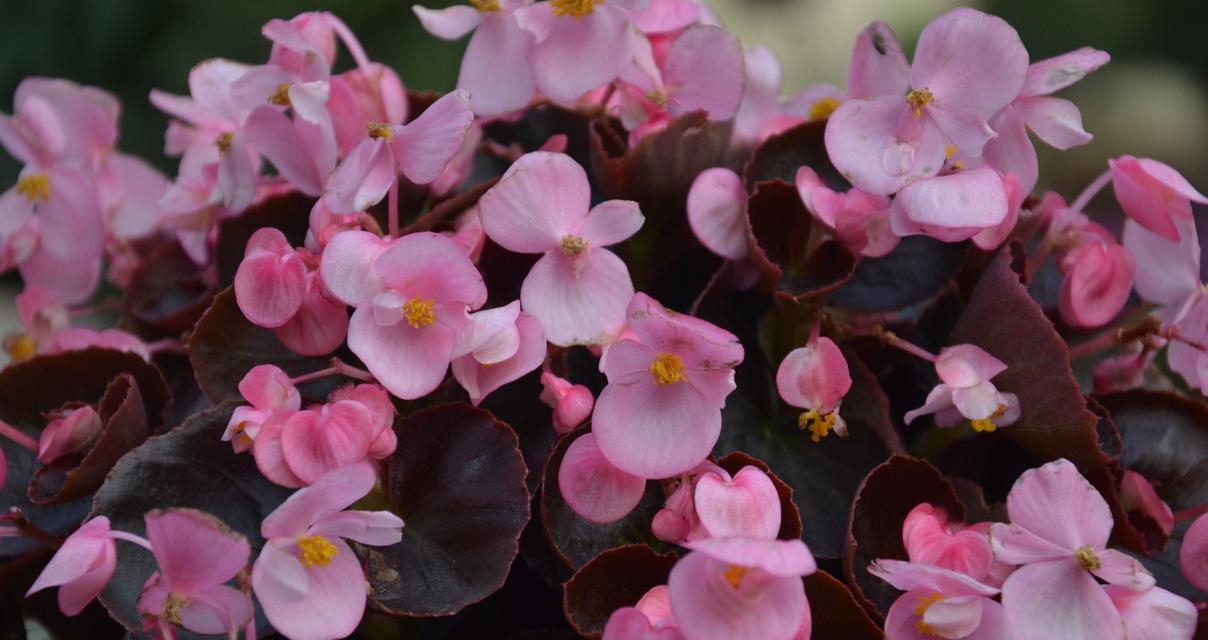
[269,83,292,107]
[970,404,1007,433]
[913,592,943,636]
[1076,545,1101,571]
[298,534,339,569]
[162,593,189,625]
[367,122,393,140]
[551,0,600,18]
[6,334,37,362]
[945,145,957,160]
[906,88,935,116]
[646,90,669,108]
[403,298,436,329]
[650,353,685,385]
[16,173,50,202]
[809,97,840,121]
[215,132,234,153]
[722,564,749,589]
[471,0,500,11]
[798,409,837,443]
[559,234,587,256]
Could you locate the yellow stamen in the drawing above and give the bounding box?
[298,534,339,569]
[367,122,393,140]
[162,593,189,625]
[906,88,934,117]
[1075,545,1101,571]
[798,409,837,443]
[722,564,749,589]
[215,132,234,153]
[268,83,292,107]
[809,97,840,121]
[471,0,500,11]
[403,298,436,329]
[551,0,600,18]
[970,404,1008,433]
[913,592,943,636]
[16,173,50,202]
[646,90,669,108]
[650,353,685,385]
[6,334,37,362]
[945,145,957,160]
[559,234,587,257]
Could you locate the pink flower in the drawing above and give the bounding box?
[251,462,403,640]
[991,459,1155,640]
[732,45,844,146]
[451,301,548,404]
[668,537,815,640]
[136,509,254,638]
[224,364,301,453]
[26,516,117,616]
[888,168,1012,245]
[413,1,538,117]
[693,466,781,540]
[1106,585,1197,640]
[1117,470,1174,538]
[869,559,1010,640]
[686,167,750,264]
[592,293,743,479]
[603,605,685,640]
[775,336,852,442]
[1056,233,1135,329]
[652,476,699,543]
[904,344,1020,432]
[253,396,388,487]
[901,503,996,583]
[478,151,644,346]
[1179,513,1208,593]
[235,227,311,328]
[513,0,649,103]
[327,62,408,155]
[1122,216,1200,314]
[37,405,103,464]
[328,383,397,459]
[46,327,150,361]
[539,368,594,433]
[1109,155,1208,243]
[320,230,487,399]
[796,166,897,258]
[323,90,473,214]
[983,48,1110,194]
[825,8,1029,195]
[558,432,648,523]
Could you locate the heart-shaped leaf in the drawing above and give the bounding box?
[562,544,677,638]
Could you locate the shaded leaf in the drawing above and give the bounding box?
[744,120,843,190]
[122,241,214,335]
[828,237,967,312]
[746,180,856,302]
[214,191,315,288]
[804,570,885,640]
[562,544,677,638]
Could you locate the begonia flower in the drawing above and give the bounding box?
[775,336,852,442]
[235,227,311,328]
[901,503,995,583]
[652,475,699,543]
[796,166,897,258]
[694,466,781,540]
[825,8,1029,195]
[414,1,538,117]
[869,559,1010,640]
[603,606,685,639]
[1056,231,1135,328]
[251,462,403,640]
[26,516,117,616]
[1180,513,1208,593]
[558,432,648,524]
[991,459,1155,640]
[668,537,815,640]
[732,46,843,146]
[1109,155,1207,243]
[253,396,387,487]
[224,364,301,453]
[451,300,547,404]
[684,167,760,290]
[327,62,408,155]
[904,344,1020,432]
[327,383,397,459]
[478,151,643,346]
[37,405,102,464]
[135,509,254,638]
[0,78,118,172]
[1117,470,1173,538]
[593,292,743,479]
[1106,585,1197,640]
[888,168,1012,245]
[539,368,594,433]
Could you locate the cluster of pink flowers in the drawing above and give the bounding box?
[2,2,1206,639]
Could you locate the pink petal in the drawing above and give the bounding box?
[262,461,378,539]
[903,384,956,426]
[694,467,781,539]
[521,249,634,346]
[1107,585,1198,640]
[593,374,719,479]
[310,510,404,546]
[983,105,1040,197]
[274,277,350,356]
[1168,296,1208,391]
[868,559,999,597]
[846,20,910,99]
[524,5,636,102]
[902,504,994,580]
[576,199,644,247]
[253,537,367,640]
[1001,559,1124,640]
[27,517,115,615]
[453,312,546,404]
[1058,240,1135,328]
[374,231,487,306]
[623,292,744,377]
[925,107,995,157]
[253,412,307,488]
[936,344,1007,388]
[1090,548,1155,591]
[393,89,474,185]
[217,129,257,212]
[1017,95,1092,150]
[249,541,308,606]
[234,230,308,328]
[453,301,522,359]
[662,25,744,120]
[412,5,483,40]
[479,151,591,252]
[103,153,169,242]
[558,432,648,523]
[910,7,1028,117]
[37,406,103,464]
[1122,218,1201,307]
[668,551,806,640]
[687,167,749,261]
[683,537,816,578]
[144,509,250,595]
[602,607,685,640]
[1022,48,1111,97]
[346,304,463,400]
[243,105,328,196]
[176,584,254,636]
[921,595,984,639]
[280,402,377,484]
[1180,513,1208,592]
[890,168,1009,242]
[1002,458,1113,554]
[1109,155,1206,242]
[775,338,851,413]
[458,12,538,117]
[824,96,947,196]
[323,137,395,214]
[318,229,391,307]
[884,591,945,640]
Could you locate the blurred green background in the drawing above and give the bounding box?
[0,0,1206,195]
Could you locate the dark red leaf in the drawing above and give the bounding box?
[562,544,677,638]
[214,191,315,288]
[804,570,885,640]
[744,120,844,190]
[122,241,214,335]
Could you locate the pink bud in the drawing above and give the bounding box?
[652,509,690,544]
[541,370,595,433]
[37,406,102,464]
[1118,470,1174,537]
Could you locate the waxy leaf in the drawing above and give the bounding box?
[828,237,967,312]
[746,180,856,302]
[122,241,214,335]
[805,570,885,640]
[562,544,677,638]
[744,120,843,190]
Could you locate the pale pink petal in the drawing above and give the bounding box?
[374,231,487,306]
[983,105,1040,196]
[1168,297,1208,391]
[694,467,781,539]
[576,200,644,247]
[27,517,115,615]
[56,539,116,617]
[1122,218,1200,307]
[921,595,984,639]
[311,510,404,546]
[218,130,257,212]
[177,584,253,636]
[890,168,1009,242]
[318,229,391,307]
[234,236,308,328]
[936,344,1007,388]
[521,249,633,346]
[453,301,522,359]
[413,5,483,40]
[868,559,999,597]
[668,551,806,640]
[910,7,1028,117]
[623,292,744,374]
[1179,513,1208,592]
[18,250,102,306]
[479,151,591,252]
[453,313,546,404]
[631,0,699,33]
[1090,549,1155,591]
[732,45,781,145]
[144,509,250,594]
[1022,48,1111,97]
[602,607,685,640]
[243,105,327,196]
[347,304,463,400]
[683,537,816,578]
[262,461,378,539]
[883,591,943,640]
[458,12,538,117]
[558,433,647,523]
[1017,95,1092,150]
[1003,458,1112,553]
[903,504,994,580]
[274,278,349,356]
[393,89,474,185]
[846,20,910,99]
[824,96,947,196]
[687,167,749,261]
[253,412,307,488]
[1001,559,1124,640]
[1107,585,1197,640]
[925,107,995,157]
[323,137,395,214]
[775,338,851,413]
[1110,156,1204,242]
[524,5,636,102]
[253,537,366,640]
[593,376,717,479]
[104,153,169,241]
[249,541,308,606]
[662,25,744,120]
[229,65,295,112]
[280,402,377,484]
[971,171,1023,252]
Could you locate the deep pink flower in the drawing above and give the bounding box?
[478,151,643,346]
[901,503,995,583]
[694,466,781,540]
[1106,585,1197,640]
[825,8,1029,195]
[252,462,403,640]
[888,168,1012,244]
[668,537,815,640]
[603,606,685,640]
[1109,155,1207,243]
[539,368,594,433]
[796,166,897,258]
[136,509,254,638]
[321,230,487,399]
[327,383,397,459]
[904,344,1020,432]
[235,227,310,328]
[224,364,301,453]
[26,516,117,616]
[558,432,648,524]
[414,1,537,117]
[775,336,852,442]
[869,559,1009,640]
[592,292,743,479]
[991,459,1155,640]
[1179,513,1208,593]
[1117,470,1173,538]
[451,301,547,404]
[1057,234,1135,328]
[37,405,102,464]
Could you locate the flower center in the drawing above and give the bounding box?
[559,234,587,257]
[650,353,685,385]
[162,593,189,625]
[722,564,749,589]
[551,0,600,18]
[367,122,393,140]
[1075,545,1101,570]
[298,534,339,568]
[906,88,934,116]
[809,97,840,121]
[970,404,1008,433]
[231,421,253,448]
[16,173,50,202]
[5,334,36,362]
[646,90,669,108]
[471,0,500,11]
[269,83,292,107]
[215,131,234,153]
[798,409,837,443]
[403,298,437,329]
[913,592,943,636]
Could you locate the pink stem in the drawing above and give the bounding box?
[107,530,153,551]
[289,366,339,385]
[326,14,373,75]
[388,180,400,238]
[0,418,38,452]
[807,318,821,348]
[289,358,377,386]
[1174,503,1208,523]
[146,338,184,355]
[882,330,937,363]
[1067,317,1163,361]
[6,508,63,548]
[1069,168,1113,214]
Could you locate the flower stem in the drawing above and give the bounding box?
[1069,168,1113,214]
[388,180,400,238]
[1068,317,1163,361]
[289,358,377,386]
[5,508,63,549]
[879,329,938,363]
[107,529,153,551]
[0,418,38,452]
[146,338,184,355]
